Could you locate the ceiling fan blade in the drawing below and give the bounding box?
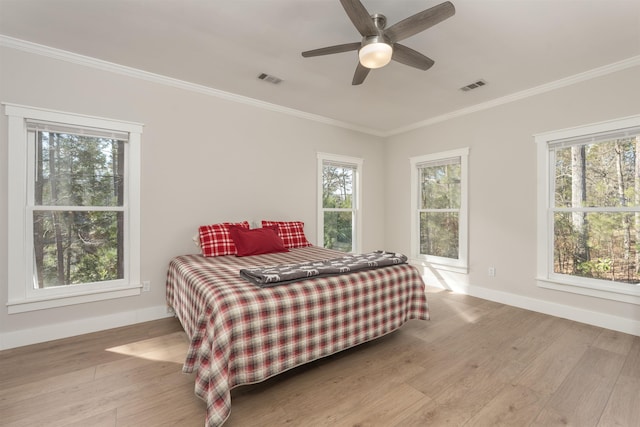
[385,1,455,42]
[301,42,361,57]
[340,0,377,36]
[352,62,371,85]
[392,44,435,71]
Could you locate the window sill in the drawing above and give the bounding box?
[536,277,640,306]
[7,285,142,314]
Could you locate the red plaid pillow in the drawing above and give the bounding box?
[261,220,312,249]
[198,221,250,257]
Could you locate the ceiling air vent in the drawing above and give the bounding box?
[460,79,487,92]
[258,73,283,85]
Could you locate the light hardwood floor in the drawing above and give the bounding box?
[1,287,639,426]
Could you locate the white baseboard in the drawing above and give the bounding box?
[450,284,640,337]
[2,284,637,351]
[0,305,174,350]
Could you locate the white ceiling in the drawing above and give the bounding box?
[1,0,639,135]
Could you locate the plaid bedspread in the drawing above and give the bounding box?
[166,246,429,427]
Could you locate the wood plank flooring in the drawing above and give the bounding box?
[1,287,639,426]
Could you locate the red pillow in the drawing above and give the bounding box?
[261,220,312,249]
[198,221,250,257]
[228,225,288,257]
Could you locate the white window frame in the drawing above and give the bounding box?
[317,152,363,254]
[410,148,469,274]
[535,115,640,305]
[4,103,143,314]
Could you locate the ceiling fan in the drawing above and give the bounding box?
[301,0,455,85]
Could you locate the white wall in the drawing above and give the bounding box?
[2,42,639,349]
[384,65,640,335]
[0,45,386,349]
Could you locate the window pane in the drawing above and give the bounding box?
[554,137,639,208]
[420,163,460,209]
[553,211,640,284]
[323,211,352,252]
[323,165,354,208]
[35,131,125,207]
[33,210,124,288]
[420,212,459,259]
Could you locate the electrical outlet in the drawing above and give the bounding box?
[142,280,151,292]
[488,267,496,277]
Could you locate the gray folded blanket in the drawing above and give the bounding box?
[239,250,408,287]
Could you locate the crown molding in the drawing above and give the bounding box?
[2,34,638,139]
[385,55,640,137]
[0,35,385,137]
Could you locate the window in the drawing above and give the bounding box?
[317,153,362,253]
[5,104,143,313]
[410,148,469,273]
[535,115,640,304]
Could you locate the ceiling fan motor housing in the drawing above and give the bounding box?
[371,13,387,30]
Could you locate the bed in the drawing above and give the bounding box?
[166,245,429,426]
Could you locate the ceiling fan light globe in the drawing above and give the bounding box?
[358,42,392,69]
